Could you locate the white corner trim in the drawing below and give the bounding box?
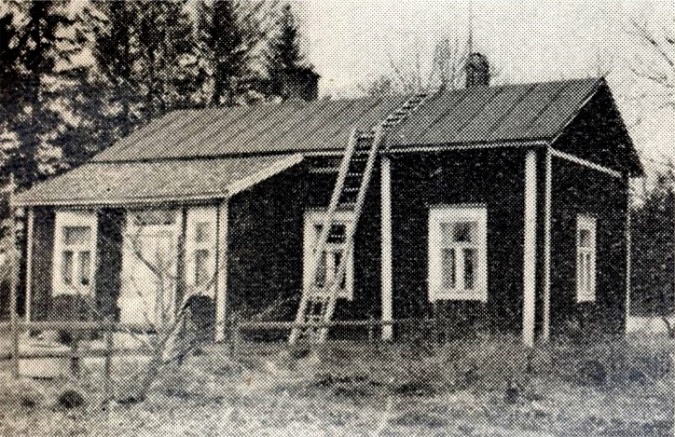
[24,208,35,322]
[523,150,537,348]
[381,156,393,340]
[624,176,632,327]
[226,154,304,197]
[542,148,552,342]
[550,149,622,178]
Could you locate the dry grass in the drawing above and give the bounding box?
[0,335,672,436]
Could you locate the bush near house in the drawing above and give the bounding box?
[0,334,672,436]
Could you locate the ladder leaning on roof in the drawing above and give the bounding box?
[289,92,431,344]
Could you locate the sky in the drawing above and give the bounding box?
[295,0,674,169]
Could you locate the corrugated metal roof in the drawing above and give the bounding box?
[386,79,600,146]
[14,154,303,206]
[93,95,410,162]
[92,78,601,163]
[18,77,641,207]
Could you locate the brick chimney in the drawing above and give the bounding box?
[273,67,320,101]
[465,53,490,88]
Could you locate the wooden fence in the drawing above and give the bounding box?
[1,316,443,372]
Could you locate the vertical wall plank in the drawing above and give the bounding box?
[523,150,538,347]
[215,199,229,342]
[381,156,393,340]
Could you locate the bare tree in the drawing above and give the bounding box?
[359,37,505,98]
[623,17,675,109]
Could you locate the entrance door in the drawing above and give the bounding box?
[119,210,180,327]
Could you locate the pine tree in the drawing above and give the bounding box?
[136,0,195,120]
[195,0,268,107]
[0,12,24,123]
[631,169,675,317]
[3,0,84,188]
[87,0,142,138]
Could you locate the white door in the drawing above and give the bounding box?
[119,210,180,327]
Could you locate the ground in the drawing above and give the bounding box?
[0,335,672,436]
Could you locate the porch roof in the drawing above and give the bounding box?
[13,154,303,207]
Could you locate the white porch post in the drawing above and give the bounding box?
[24,207,34,322]
[542,148,552,341]
[523,149,538,347]
[215,198,229,342]
[381,156,393,340]
[624,175,632,329]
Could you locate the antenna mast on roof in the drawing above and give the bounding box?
[468,0,474,54]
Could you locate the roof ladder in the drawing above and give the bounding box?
[289,92,430,344]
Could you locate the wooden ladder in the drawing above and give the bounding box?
[289,92,430,344]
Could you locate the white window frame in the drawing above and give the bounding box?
[303,209,355,300]
[428,205,488,302]
[52,210,98,296]
[576,215,597,302]
[184,206,218,299]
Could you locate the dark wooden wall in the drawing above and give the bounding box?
[29,207,55,320]
[28,207,126,321]
[227,167,305,322]
[390,149,527,338]
[226,163,382,339]
[549,159,628,338]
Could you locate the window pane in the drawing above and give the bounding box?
[332,251,347,289]
[194,249,210,286]
[585,253,593,294]
[79,251,91,286]
[133,210,176,226]
[64,227,91,246]
[62,251,74,285]
[195,222,210,243]
[578,252,586,293]
[440,223,454,245]
[579,229,592,248]
[464,248,476,290]
[314,251,327,288]
[313,224,323,246]
[327,224,346,244]
[441,248,456,289]
[454,222,477,243]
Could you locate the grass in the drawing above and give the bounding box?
[0,334,672,436]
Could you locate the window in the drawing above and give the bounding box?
[185,207,218,297]
[303,210,354,300]
[53,211,98,295]
[576,215,596,302]
[428,206,487,301]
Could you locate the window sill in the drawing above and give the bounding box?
[52,286,93,297]
[307,287,353,301]
[576,295,596,303]
[430,290,487,302]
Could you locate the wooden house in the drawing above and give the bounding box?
[14,57,642,345]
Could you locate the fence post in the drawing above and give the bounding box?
[11,317,19,379]
[104,320,113,405]
[229,315,239,358]
[70,337,80,378]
